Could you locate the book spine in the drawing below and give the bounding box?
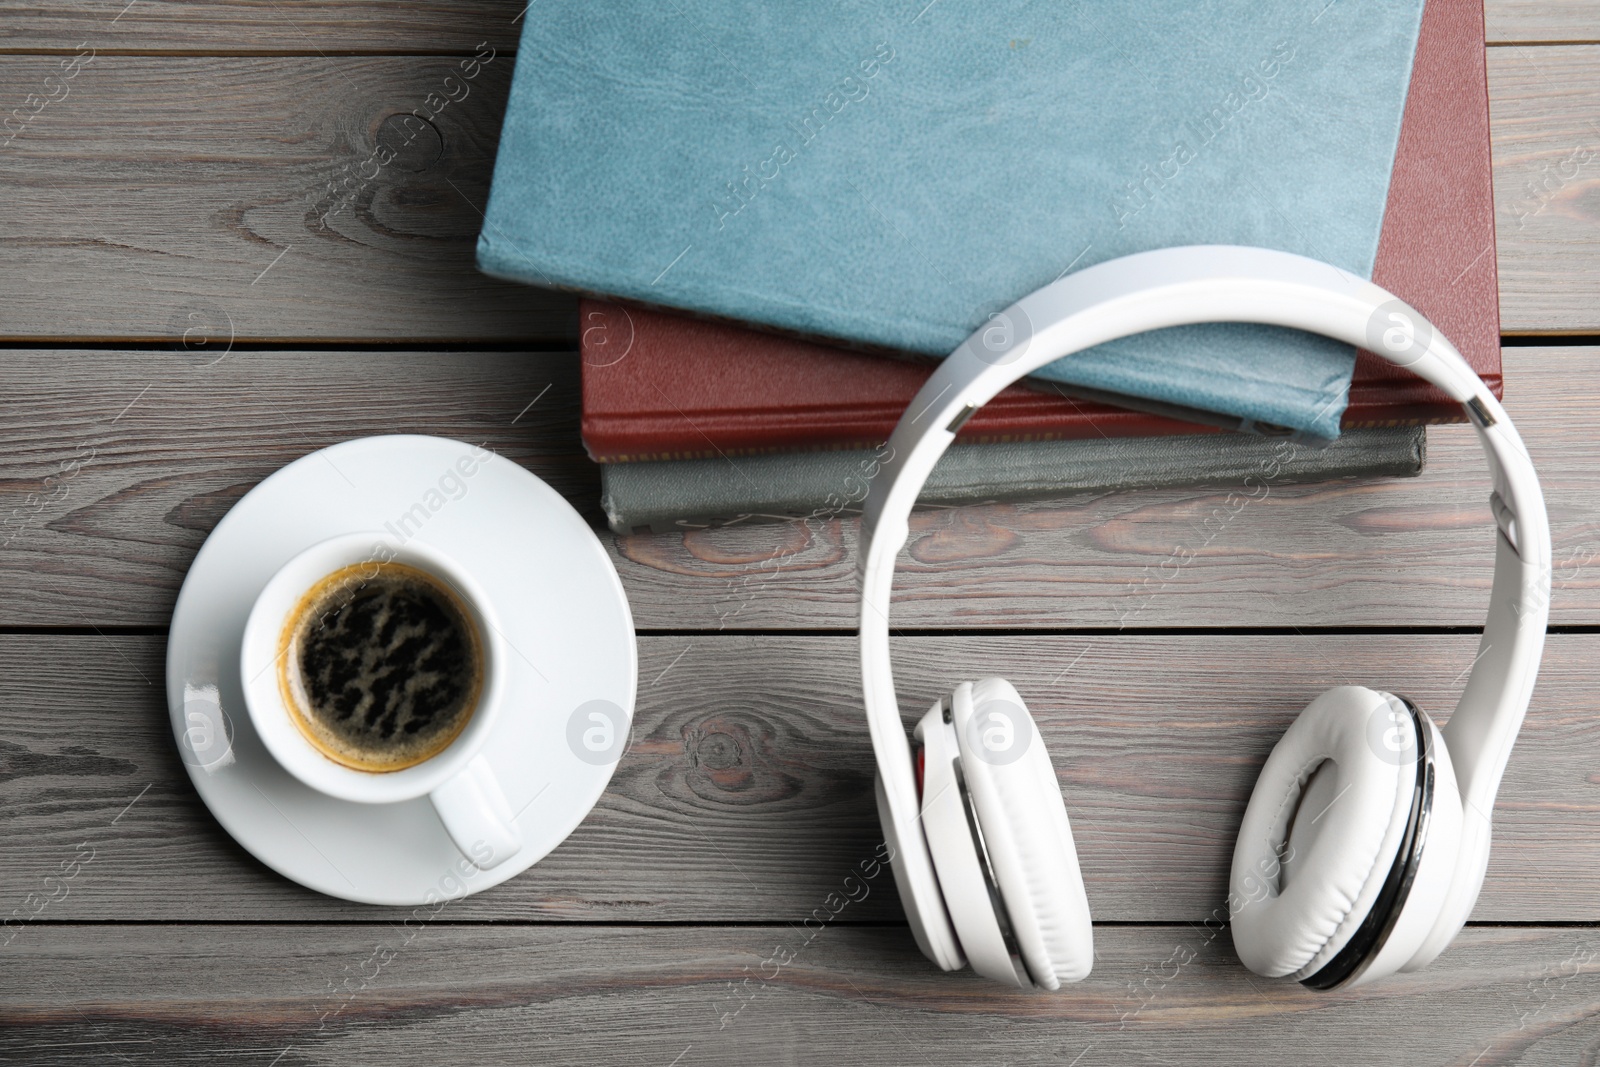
[579,399,1202,463]
[601,427,1426,536]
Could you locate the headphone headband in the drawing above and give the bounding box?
[859,246,1549,964]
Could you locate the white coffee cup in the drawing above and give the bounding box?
[240,532,523,870]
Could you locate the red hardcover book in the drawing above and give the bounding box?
[580,0,1498,464]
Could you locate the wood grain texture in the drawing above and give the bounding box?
[0,55,574,342]
[5,346,1597,630]
[3,633,1595,923]
[1,49,1599,341]
[2,924,1596,1066]
[0,347,594,624]
[1487,3,1600,44]
[0,0,528,54]
[1490,47,1600,333]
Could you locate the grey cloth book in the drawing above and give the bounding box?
[601,427,1426,536]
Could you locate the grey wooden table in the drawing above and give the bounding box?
[3,4,1599,1064]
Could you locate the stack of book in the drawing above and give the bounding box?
[583,302,1449,535]
[481,0,1500,536]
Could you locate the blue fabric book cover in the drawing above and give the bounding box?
[480,2,1427,439]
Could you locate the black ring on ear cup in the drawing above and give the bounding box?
[1301,696,1435,990]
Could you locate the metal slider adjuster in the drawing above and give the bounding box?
[1465,395,1497,429]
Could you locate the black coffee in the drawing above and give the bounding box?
[280,561,483,772]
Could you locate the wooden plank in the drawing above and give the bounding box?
[1487,3,1600,44]
[0,1,526,55]
[2,633,1594,923]
[0,56,574,342]
[5,346,1597,630]
[0,347,595,625]
[2,923,1595,1065]
[1,50,1598,341]
[1490,46,1600,332]
[0,1,1592,53]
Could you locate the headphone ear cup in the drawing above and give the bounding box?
[1230,686,1422,981]
[950,678,1093,989]
[1355,707,1463,984]
[874,767,966,973]
[913,694,1010,983]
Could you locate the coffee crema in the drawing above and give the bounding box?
[278,561,483,772]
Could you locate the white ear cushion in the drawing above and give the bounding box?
[952,678,1093,989]
[913,698,1011,983]
[1230,686,1417,979]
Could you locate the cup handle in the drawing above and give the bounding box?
[429,753,522,870]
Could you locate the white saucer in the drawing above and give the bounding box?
[166,435,636,905]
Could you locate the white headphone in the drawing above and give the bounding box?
[859,246,1549,991]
